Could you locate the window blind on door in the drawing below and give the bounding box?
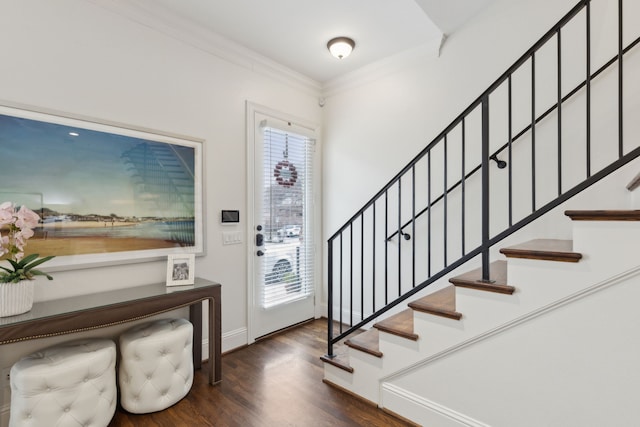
[260,126,314,308]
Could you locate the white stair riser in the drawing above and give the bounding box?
[572,221,640,274]
[323,363,355,393]
[412,313,465,356]
[340,351,383,403]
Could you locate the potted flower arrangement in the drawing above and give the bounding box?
[0,201,54,317]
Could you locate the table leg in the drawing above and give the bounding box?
[209,292,222,384]
[190,302,203,370]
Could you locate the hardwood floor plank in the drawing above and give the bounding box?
[110,319,411,426]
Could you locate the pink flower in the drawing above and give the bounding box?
[17,228,35,240]
[0,202,40,263]
[0,202,14,227]
[15,205,40,229]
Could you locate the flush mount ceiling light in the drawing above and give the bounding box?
[327,37,355,59]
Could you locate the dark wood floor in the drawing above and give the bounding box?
[110,319,413,427]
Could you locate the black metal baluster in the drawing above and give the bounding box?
[558,29,563,196]
[427,151,432,278]
[586,0,592,177]
[349,224,353,327]
[327,239,334,357]
[482,97,490,282]
[384,190,388,305]
[360,214,364,320]
[461,120,466,255]
[444,135,448,267]
[412,165,416,287]
[398,180,402,297]
[531,52,536,212]
[372,203,376,313]
[618,0,623,158]
[339,233,343,334]
[508,76,513,227]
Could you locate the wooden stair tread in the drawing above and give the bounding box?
[344,328,382,357]
[320,343,353,373]
[373,309,418,341]
[500,239,582,263]
[408,285,462,320]
[449,260,514,294]
[565,209,640,221]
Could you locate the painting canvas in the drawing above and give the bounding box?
[0,104,203,270]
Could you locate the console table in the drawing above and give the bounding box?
[0,277,221,385]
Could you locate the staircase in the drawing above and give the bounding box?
[322,0,640,424]
[323,208,640,425]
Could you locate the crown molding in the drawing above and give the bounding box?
[85,0,322,96]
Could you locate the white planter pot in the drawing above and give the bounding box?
[0,280,34,317]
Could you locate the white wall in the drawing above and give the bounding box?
[0,0,320,382]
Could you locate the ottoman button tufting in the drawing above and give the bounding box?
[9,338,116,427]
[118,318,193,414]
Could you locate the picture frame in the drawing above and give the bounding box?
[0,101,204,271]
[166,253,196,286]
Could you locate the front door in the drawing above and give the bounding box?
[247,105,317,341]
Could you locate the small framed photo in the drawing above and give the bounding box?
[166,254,195,286]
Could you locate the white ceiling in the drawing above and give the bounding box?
[103,0,495,84]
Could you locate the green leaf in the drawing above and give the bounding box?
[17,253,39,266]
[23,255,55,270]
[30,270,54,280]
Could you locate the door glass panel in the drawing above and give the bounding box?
[260,127,313,308]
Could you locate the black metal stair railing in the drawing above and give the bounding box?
[326,0,640,358]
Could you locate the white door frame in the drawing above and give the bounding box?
[245,101,322,343]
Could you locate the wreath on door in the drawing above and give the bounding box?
[274,160,298,187]
[273,133,298,187]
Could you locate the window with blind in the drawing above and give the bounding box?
[260,126,315,308]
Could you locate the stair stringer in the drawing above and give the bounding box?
[379,263,640,427]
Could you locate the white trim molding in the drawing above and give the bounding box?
[85,0,322,96]
[381,383,491,427]
[222,327,249,354]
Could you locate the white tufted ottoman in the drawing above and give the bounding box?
[9,338,117,427]
[118,318,194,414]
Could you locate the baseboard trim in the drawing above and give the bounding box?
[323,379,420,426]
[322,378,378,407]
[381,383,491,427]
[221,327,247,354]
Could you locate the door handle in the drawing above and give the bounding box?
[256,250,265,257]
[256,233,264,246]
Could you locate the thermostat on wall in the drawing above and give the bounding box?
[221,210,240,223]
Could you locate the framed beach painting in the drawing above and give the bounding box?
[0,102,204,271]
